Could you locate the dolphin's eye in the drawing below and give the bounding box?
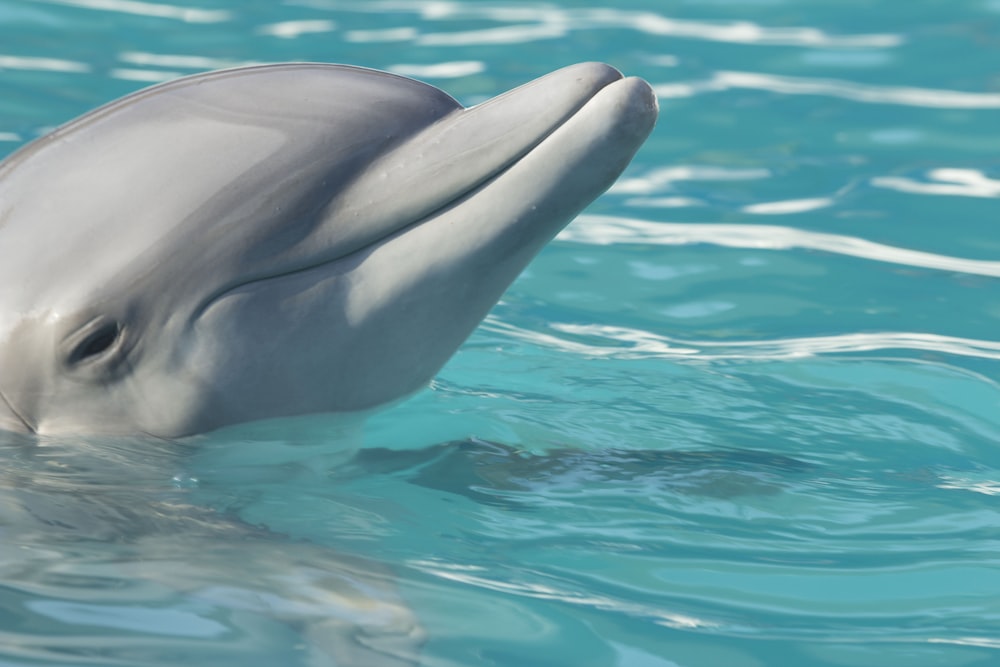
[67,321,122,366]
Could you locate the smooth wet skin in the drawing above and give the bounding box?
[0,62,657,437]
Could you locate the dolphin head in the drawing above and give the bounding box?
[0,62,657,437]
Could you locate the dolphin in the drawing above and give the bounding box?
[0,62,657,438]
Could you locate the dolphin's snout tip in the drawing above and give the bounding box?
[621,76,660,114]
[585,75,659,143]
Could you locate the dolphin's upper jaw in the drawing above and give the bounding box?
[319,63,631,255]
[336,67,660,279]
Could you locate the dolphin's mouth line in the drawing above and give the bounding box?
[0,384,35,434]
[193,165,512,318]
[193,77,623,318]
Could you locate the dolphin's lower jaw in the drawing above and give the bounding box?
[0,63,657,437]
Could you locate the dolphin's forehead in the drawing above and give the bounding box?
[0,65,462,312]
[0,118,287,313]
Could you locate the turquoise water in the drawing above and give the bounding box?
[2,0,1000,665]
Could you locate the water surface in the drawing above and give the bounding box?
[1,0,999,665]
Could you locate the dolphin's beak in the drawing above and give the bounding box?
[310,63,645,261]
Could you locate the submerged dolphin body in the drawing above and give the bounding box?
[0,62,657,437]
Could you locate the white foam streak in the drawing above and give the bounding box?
[118,52,259,70]
[656,71,1000,109]
[928,637,1000,649]
[418,23,567,46]
[485,318,1000,363]
[36,0,231,23]
[618,12,899,47]
[873,169,1000,199]
[109,68,183,82]
[411,559,711,630]
[0,55,90,73]
[558,216,1000,278]
[486,318,700,359]
[937,476,1000,497]
[626,197,706,209]
[610,166,770,195]
[344,2,899,48]
[389,61,485,78]
[743,197,834,215]
[257,19,337,38]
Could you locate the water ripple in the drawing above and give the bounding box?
[419,22,567,46]
[742,197,835,215]
[334,2,900,48]
[344,27,419,43]
[484,317,1000,363]
[35,0,232,23]
[656,70,1000,108]
[558,216,1000,278]
[389,61,486,79]
[873,168,1000,199]
[936,475,1000,497]
[410,558,713,631]
[611,166,771,195]
[0,54,90,73]
[256,19,337,39]
[928,637,1000,649]
[109,68,183,83]
[111,51,262,82]
[118,52,258,70]
[584,10,901,48]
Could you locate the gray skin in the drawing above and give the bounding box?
[0,62,657,438]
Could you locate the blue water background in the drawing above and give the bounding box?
[1,1,999,665]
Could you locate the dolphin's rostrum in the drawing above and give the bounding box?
[0,62,658,437]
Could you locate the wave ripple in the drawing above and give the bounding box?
[558,216,1000,278]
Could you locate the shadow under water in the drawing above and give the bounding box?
[0,433,423,667]
[352,438,813,509]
